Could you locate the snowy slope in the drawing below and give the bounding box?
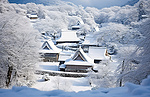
[1,76,150,97]
[32,75,91,92]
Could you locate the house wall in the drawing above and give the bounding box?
[30,17,38,19]
[42,53,59,62]
[65,65,92,73]
[56,41,79,44]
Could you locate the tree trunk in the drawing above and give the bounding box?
[119,59,125,87]
[6,66,13,87]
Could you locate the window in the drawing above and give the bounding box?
[94,60,102,64]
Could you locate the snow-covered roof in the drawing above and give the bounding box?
[59,64,66,69]
[71,25,80,30]
[30,15,38,18]
[65,60,93,66]
[64,47,94,66]
[40,40,61,53]
[82,34,97,45]
[58,53,72,61]
[58,51,73,61]
[56,31,80,43]
[72,47,94,64]
[39,49,58,54]
[57,43,78,46]
[27,14,38,18]
[142,15,148,18]
[88,47,109,60]
[77,19,84,25]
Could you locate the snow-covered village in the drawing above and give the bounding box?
[0,0,150,97]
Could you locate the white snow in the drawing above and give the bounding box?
[37,62,59,71]
[1,76,150,97]
[88,47,109,60]
[58,53,72,61]
[72,47,94,64]
[59,64,66,69]
[31,75,91,92]
[36,62,88,75]
[40,40,61,53]
[82,34,97,45]
[56,31,80,43]
[58,51,73,61]
[65,60,93,66]
[1,0,150,97]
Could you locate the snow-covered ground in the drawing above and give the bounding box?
[35,59,119,92]
[32,75,91,92]
[1,75,150,97]
[37,62,59,71]
[34,62,91,92]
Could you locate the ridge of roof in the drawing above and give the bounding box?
[71,47,94,64]
[41,40,61,53]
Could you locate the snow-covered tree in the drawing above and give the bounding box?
[115,45,139,86]
[0,4,40,88]
[0,0,8,3]
[88,61,116,88]
[117,18,150,85]
[94,23,142,48]
[53,76,72,91]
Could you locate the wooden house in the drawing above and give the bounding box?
[39,40,61,62]
[59,47,94,73]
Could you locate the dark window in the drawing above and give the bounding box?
[94,60,102,64]
[44,53,57,57]
[72,27,80,30]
